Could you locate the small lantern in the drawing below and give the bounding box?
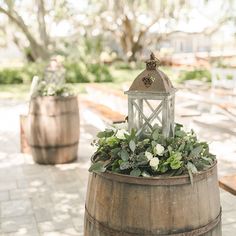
[44,58,65,85]
[125,53,176,137]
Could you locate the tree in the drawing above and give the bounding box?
[0,0,74,61]
[83,0,235,61]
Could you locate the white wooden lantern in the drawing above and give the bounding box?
[125,53,176,137]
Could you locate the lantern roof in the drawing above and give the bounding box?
[125,53,176,96]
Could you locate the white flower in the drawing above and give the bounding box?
[115,129,128,140]
[145,151,153,160]
[149,157,160,170]
[155,143,164,156]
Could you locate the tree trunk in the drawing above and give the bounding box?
[0,5,50,61]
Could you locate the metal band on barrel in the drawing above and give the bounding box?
[85,206,221,236]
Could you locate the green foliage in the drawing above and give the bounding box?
[88,63,112,82]
[64,61,113,83]
[0,63,45,84]
[178,69,211,83]
[0,60,113,84]
[89,124,216,181]
[21,63,45,82]
[33,81,76,97]
[0,68,23,84]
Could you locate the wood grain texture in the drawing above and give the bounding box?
[20,115,31,154]
[219,175,236,195]
[27,96,79,164]
[84,163,221,236]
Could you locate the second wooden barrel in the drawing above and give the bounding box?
[84,162,221,236]
[28,96,79,164]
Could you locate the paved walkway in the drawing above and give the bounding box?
[0,98,235,235]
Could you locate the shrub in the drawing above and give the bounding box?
[178,69,211,83]
[64,61,89,83]
[0,61,114,84]
[0,68,23,84]
[87,63,112,82]
[64,61,113,83]
[21,63,45,83]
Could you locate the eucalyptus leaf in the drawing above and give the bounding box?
[167,146,172,154]
[88,162,106,173]
[178,142,185,151]
[175,123,183,131]
[111,147,121,156]
[152,129,159,140]
[187,162,198,174]
[130,168,141,177]
[97,131,106,138]
[129,140,136,152]
[120,150,129,161]
[188,168,194,186]
[130,128,136,140]
[201,156,213,164]
[175,130,186,137]
[142,171,151,177]
[120,161,131,170]
[190,146,203,158]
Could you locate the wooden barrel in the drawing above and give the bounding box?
[84,162,221,236]
[28,96,79,164]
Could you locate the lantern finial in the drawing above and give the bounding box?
[145,52,160,70]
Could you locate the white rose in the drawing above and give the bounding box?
[145,151,153,160]
[115,129,128,140]
[149,157,160,170]
[155,143,164,156]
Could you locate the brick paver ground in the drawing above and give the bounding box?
[0,98,235,235]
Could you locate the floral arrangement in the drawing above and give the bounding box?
[32,80,75,97]
[89,123,216,182]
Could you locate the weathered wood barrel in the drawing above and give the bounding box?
[28,96,79,164]
[84,162,221,236]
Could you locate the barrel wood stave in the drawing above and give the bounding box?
[84,162,221,236]
[28,96,79,164]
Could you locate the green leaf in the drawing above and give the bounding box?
[151,141,157,148]
[152,129,159,140]
[97,129,114,138]
[120,150,129,161]
[189,145,203,158]
[188,168,194,186]
[141,171,151,177]
[120,161,131,170]
[175,130,186,137]
[97,131,106,138]
[130,128,136,139]
[106,136,118,147]
[129,140,136,152]
[130,168,141,177]
[178,142,185,152]
[89,162,106,173]
[159,163,169,173]
[201,156,213,165]
[111,159,120,171]
[187,162,198,174]
[167,146,172,154]
[175,123,183,131]
[170,159,183,170]
[111,147,121,156]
